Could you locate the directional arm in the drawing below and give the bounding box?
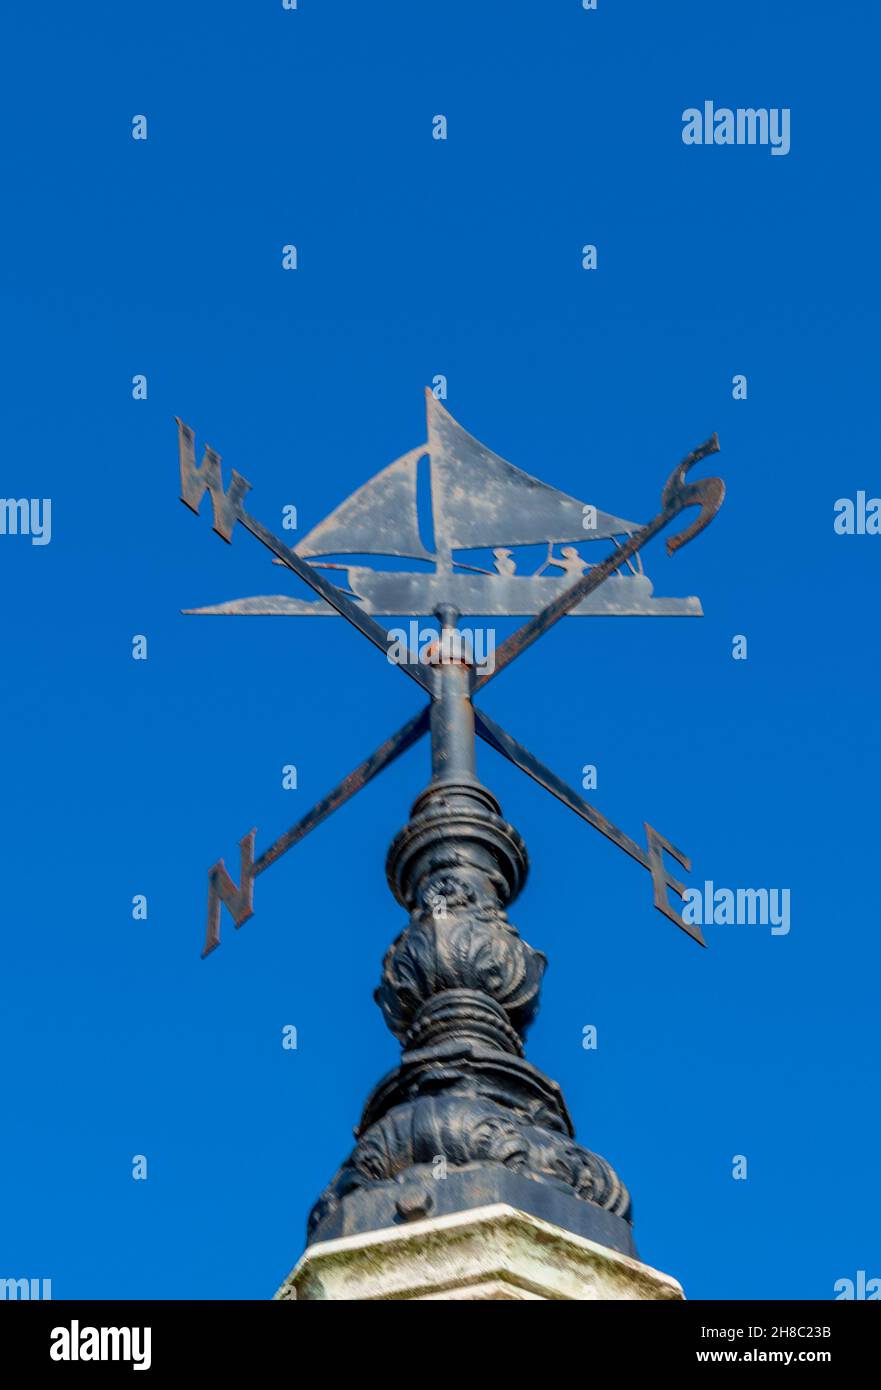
[177,418,432,696]
[238,512,433,697]
[474,433,723,693]
[202,705,430,956]
[467,434,723,942]
[475,708,650,869]
[474,706,705,945]
[179,415,722,955]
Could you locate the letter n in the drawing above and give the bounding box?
[176,418,252,542]
[203,830,257,957]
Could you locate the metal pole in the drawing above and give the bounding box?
[430,604,476,784]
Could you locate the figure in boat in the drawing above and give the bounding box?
[548,545,589,579]
[492,548,517,577]
[185,391,703,619]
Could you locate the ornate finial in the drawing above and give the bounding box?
[307,638,633,1251]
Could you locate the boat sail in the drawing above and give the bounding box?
[186,392,702,618]
[296,445,433,563]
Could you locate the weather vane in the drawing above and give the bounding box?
[176,387,725,1279]
[177,389,723,961]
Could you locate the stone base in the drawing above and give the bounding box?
[275,1203,685,1301]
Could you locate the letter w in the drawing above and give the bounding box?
[176,418,252,542]
[204,830,257,957]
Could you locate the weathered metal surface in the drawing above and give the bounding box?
[319,731,634,1245]
[177,390,724,1257]
[473,432,723,690]
[304,1166,637,1256]
[429,625,477,784]
[185,570,702,618]
[179,402,723,950]
[427,391,637,550]
[661,434,726,554]
[177,416,431,694]
[296,444,433,561]
[181,394,704,618]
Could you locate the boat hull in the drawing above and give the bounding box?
[345,568,701,616]
[185,568,702,617]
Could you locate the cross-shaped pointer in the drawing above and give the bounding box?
[176,408,724,958]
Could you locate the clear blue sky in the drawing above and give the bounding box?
[1,1,878,1299]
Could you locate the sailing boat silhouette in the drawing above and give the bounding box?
[186,391,702,618]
